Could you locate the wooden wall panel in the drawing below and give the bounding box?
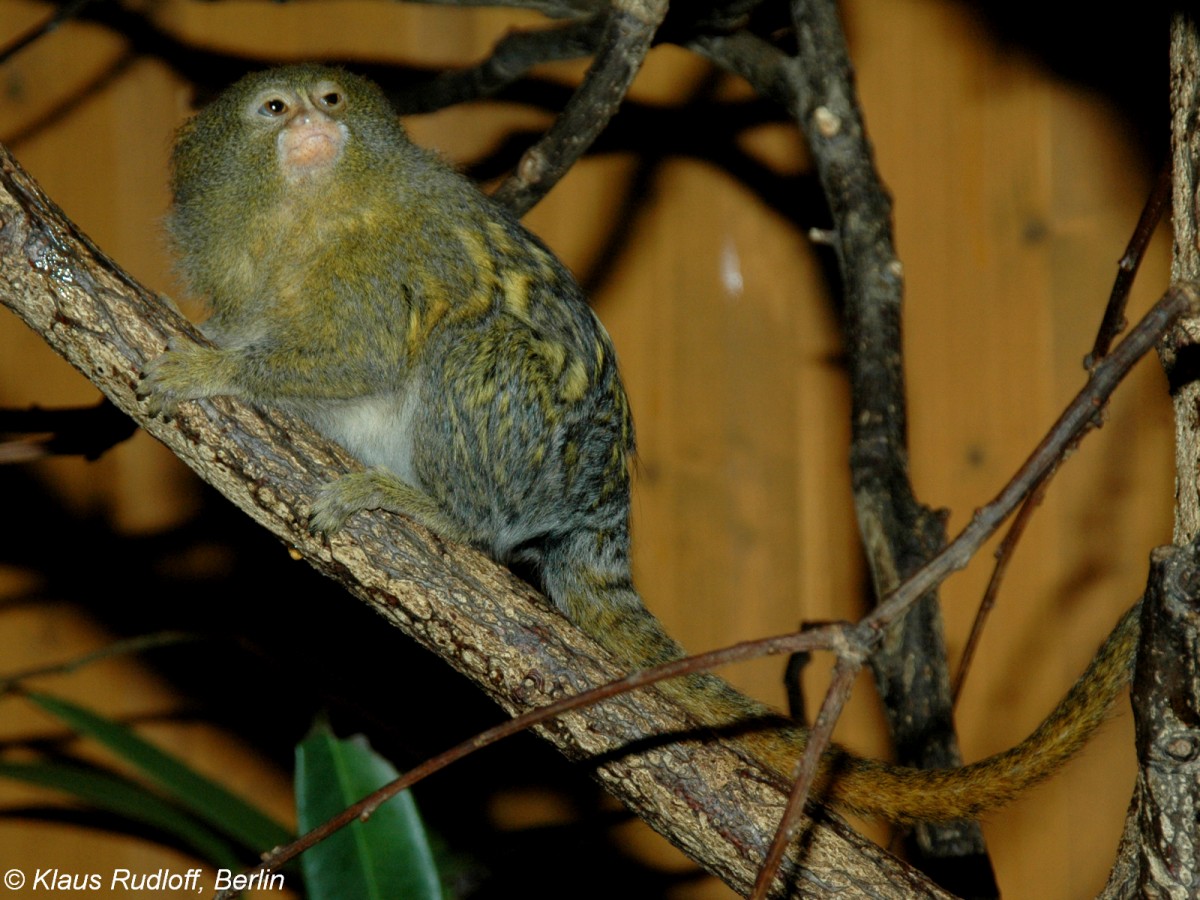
[852,1,1170,896]
[0,1,1172,897]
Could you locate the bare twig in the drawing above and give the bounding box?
[952,476,1051,706]
[954,156,1170,707]
[868,285,1196,634]
[698,10,1186,891]
[752,645,861,900]
[1164,12,1200,545]
[391,16,606,114]
[1089,161,1172,367]
[686,29,798,109]
[491,0,668,214]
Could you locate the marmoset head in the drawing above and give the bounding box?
[171,65,404,194]
[166,65,413,304]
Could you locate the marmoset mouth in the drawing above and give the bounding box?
[280,120,343,173]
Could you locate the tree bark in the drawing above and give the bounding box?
[1106,12,1200,898]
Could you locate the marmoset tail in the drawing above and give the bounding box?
[142,65,1138,823]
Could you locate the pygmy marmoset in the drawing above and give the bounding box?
[142,65,1139,823]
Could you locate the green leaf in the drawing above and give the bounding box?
[24,691,292,851]
[0,760,243,869]
[296,727,443,900]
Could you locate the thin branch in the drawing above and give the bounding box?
[490,0,668,215]
[752,645,861,900]
[390,16,607,114]
[1089,161,1172,367]
[952,476,1051,706]
[1163,11,1200,545]
[692,23,1172,731]
[687,29,799,109]
[955,158,1170,706]
[482,8,1197,891]
[867,284,1197,635]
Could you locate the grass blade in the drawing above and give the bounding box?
[24,691,292,851]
